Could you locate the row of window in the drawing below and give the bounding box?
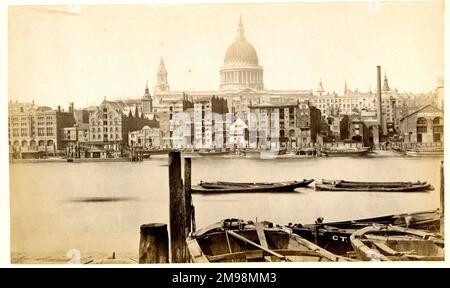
[91,120,121,126]
[417,117,442,125]
[10,121,54,127]
[92,127,120,133]
[11,128,53,137]
[36,122,54,126]
[314,98,376,104]
[92,134,120,140]
[10,116,54,121]
[12,140,54,147]
[417,126,443,133]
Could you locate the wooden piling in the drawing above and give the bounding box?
[168,151,188,263]
[440,161,444,237]
[184,158,192,234]
[139,223,169,263]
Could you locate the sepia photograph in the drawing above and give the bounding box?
[4,0,447,266]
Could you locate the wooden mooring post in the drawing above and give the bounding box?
[139,152,193,263]
[168,151,189,263]
[139,223,169,263]
[184,157,194,234]
[440,161,444,237]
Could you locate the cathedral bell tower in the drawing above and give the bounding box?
[155,57,169,93]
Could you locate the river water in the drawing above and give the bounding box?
[9,153,442,262]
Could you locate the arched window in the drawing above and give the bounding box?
[29,140,36,147]
[417,117,427,125]
[433,117,442,125]
[21,140,27,147]
[13,140,19,146]
[289,130,296,137]
[47,140,54,146]
[38,140,45,146]
[432,117,443,142]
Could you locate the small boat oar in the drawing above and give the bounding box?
[226,230,290,262]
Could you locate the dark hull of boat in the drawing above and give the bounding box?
[321,179,427,186]
[289,210,440,256]
[187,219,348,262]
[192,179,314,194]
[315,183,432,192]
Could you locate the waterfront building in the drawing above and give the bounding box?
[319,117,332,141]
[88,99,158,153]
[326,116,341,139]
[399,105,443,144]
[192,96,228,149]
[8,102,75,158]
[128,126,163,149]
[227,116,248,148]
[248,100,321,149]
[348,115,371,146]
[62,123,90,158]
[154,112,173,148]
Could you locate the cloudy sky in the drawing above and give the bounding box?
[8,1,444,109]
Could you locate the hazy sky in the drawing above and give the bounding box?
[8,1,444,109]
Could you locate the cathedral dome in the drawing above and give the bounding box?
[219,16,264,91]
[224,40,259,65]
[223,16,259,66]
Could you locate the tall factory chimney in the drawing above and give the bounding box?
[377,66,383,135]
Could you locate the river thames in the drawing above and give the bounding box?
[9,153,442,263]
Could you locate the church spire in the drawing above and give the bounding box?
[317,79,325,95]
[344,80,348,94]
[159,57,167,73]
[144,81,150,96]
[142,81,153,115]
[236,15,245,41]
[383,73,390,92]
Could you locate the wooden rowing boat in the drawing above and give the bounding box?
[187,219,350,262]
[191,179,314,194]
[315,180,433,192]
[288,209,441,256]
[350,225,444,261]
